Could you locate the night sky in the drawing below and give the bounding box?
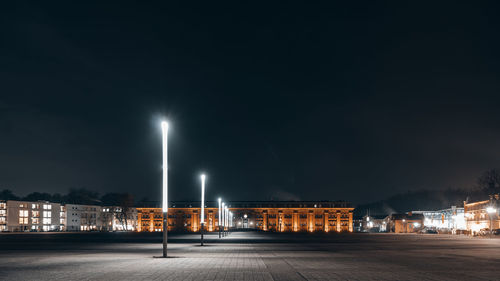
[2,2,500,204]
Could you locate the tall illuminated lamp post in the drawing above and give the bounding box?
[225,205,229,236]
[221,202,225,237]
[486,207,497,235]
[230,211,233,229]
[200,174,206,246]
[161,121,169,258]
[218,198,222,238]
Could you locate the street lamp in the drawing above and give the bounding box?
[161,121,169,258]
[225,205,229,235]
[218,198,222,238]
[487,207,497,233]
[229,211,233,228]
[221,202,225,237]
[200,174,206,246]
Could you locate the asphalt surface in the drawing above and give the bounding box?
[0,231,499,280]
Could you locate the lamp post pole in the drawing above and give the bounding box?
[161,121,169,258]
[487,207,497,236]
[218,198,222,238]
[221,202,225,237]
[230,212,233,233]
[200,174,206,246]
[225,206,228,236]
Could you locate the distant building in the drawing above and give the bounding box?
[386,213,424,233]
[412,206,466,233]
[464,194,499,235]
[361,215,388,232]
[3,200,61,232]
[64,204,138,232]
[64,204,102,231]
[138,201,354,233]
[353,216,363,232]
[0,201,6,231]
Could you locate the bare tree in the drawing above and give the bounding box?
[115,194,134,231]
[476,169,500,192]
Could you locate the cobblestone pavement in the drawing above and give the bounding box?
[0,232,499,280]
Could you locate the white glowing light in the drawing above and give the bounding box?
[200,174,206,224]
[221,202,225,227]
[218,198,222,226]
[161,121,169,213]
[413,222,420,227]
[244,214,248,219]
[486,207,497,214]
[225,206,228,228]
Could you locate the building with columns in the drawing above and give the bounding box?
[137,201,354,233]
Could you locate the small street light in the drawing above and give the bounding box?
[218,198,222,238]
[225,206,229,236]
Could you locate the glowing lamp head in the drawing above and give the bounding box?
[487,207,497,214]
[218,198,221,203]
[161,121,169,131]
[201,174,206,181]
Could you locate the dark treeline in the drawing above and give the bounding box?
[0,188,138,207]
[355,169,500,216]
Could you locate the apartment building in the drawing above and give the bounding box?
[64,204,102,231]
[0,201,6,231]
[3,200,61,232]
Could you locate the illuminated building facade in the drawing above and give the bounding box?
[64,204,138,232]
[386,213,424,233]
[412,206,466,233]
[137,201,354,233]
[3,200,61,232]
[464,194,499,234]
[0,201,6,231]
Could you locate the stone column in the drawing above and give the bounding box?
[336,211,341,232]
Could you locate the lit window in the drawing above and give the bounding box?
[19,210,29,224]
[43,211,51,224]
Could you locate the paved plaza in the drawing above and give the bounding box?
[0,231,499,281]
